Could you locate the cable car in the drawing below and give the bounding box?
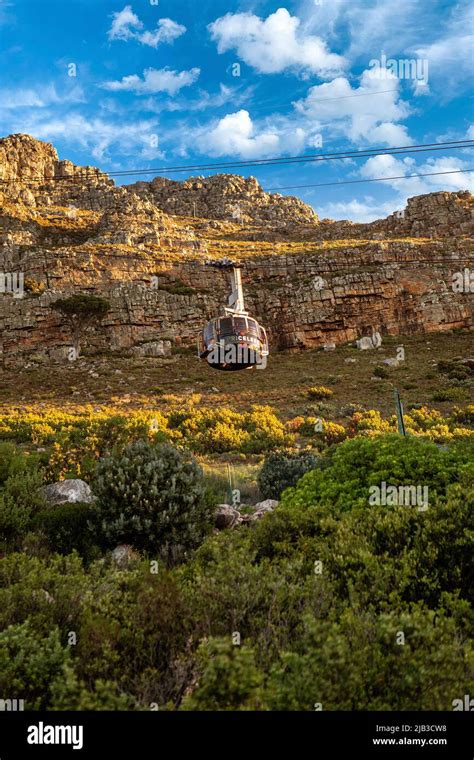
[198,262,269,371]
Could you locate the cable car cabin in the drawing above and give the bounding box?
[199,315,269,371]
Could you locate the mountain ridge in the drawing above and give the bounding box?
[0,133,472,367]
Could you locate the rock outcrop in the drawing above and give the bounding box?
[40,479,95,505]
[127,173,319,227]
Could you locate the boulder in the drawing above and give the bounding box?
[215,504,240,529]
[131,340,172,357]
[253,499,279,513]
[111,544,138,569]
[40,479,95,505]
[357,332,382,350]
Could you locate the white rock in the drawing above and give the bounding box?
[254,499,279,512]
[40,479,95,505]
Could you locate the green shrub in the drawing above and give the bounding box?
[432,386,467,402]
[258,450,320,500]
[278,434,469,515]
[265,602,473,710]
[437,360,472,381]
[51,669,137,710]
[33,502,99,561]
[181,638,265,711]
[373,365,389,379]
[0,454,45,547]
[0,442,16,484]
[0,621,69,709]
[91,440,213,564]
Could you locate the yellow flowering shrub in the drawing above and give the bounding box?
[0,402,472,474]
[307,385,334,399]
[348,409,394,437]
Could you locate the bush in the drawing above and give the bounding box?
[278,434,471,515]
[33,502,99,561]
[373,365,389,379]
[307,386,333,400]
[265,603,472,710]
[181,638,265,710]
[0,454,45,547]
[258,450,319,500]
[91,440,213,564]
[432,387,467,402]
[0,442,16,484]
[0,621,69,709]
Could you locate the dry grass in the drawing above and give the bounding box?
[1,330,471,425]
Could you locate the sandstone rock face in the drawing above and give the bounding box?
[304,191,473,241]
[0,134,472,366]
[40,479,95,505]
[126,173,319,227]
[130,340,172,357]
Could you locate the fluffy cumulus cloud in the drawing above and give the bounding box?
[193,110,280,159]
[182,109,314,159]
[208,8,345,77]
[315,152,473,222]
[293,68,412,146]
[102,67,201,96]
[108,5,185,48]
[359,153,474,194]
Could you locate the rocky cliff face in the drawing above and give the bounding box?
[127,173,319,227]
[0,134,472,367]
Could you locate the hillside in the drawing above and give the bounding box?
[0,133,472,367]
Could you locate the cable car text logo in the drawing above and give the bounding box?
[207,342,267,369]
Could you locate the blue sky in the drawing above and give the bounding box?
[1,0,473,220]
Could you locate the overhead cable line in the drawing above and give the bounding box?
[1,169,472,206]
[266,168,474,191]
[0,140,472,185]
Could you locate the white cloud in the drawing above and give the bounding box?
[177,106,323,159]
[345,0,424,61]
[316,197,399,223]
[5,112,162,161]
[0,84,86,109]
[102,67,200,96]
[142,83,254,114]
[193,110,280,159]
[108,5,186,48]
[293,68,411,146]
[208,8,345,77]
[360,153,474,195]
[139,19,186,48]
[314,151,473,223]
[108,4,142,41]
[414,33,474,98]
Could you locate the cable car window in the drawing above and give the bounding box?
[218,317,234,336]
[247,319,259,335]
[204,323,215,343]
[233,317,247,333]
